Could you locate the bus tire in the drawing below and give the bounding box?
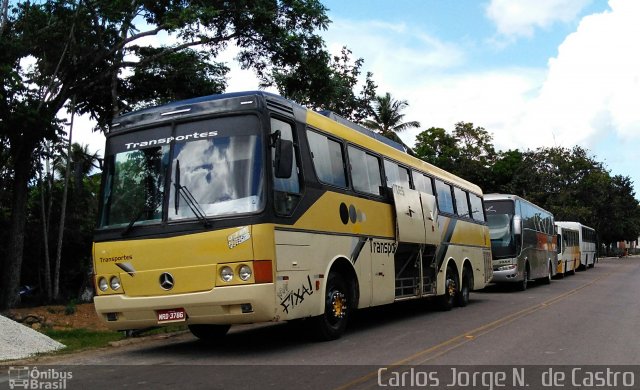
[312,272,350,341]
[438,264,458,311]
[517,263,529,291]
[457,268,472,307]
[188,324,231,341]
[541,262,552,285]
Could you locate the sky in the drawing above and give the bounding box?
[74,0,640,198]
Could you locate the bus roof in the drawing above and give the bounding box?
[556,221,595,231]
[484,194,554,215]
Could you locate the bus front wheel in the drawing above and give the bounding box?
[313,272,350,341]
[517,264,529,291]
[189,324,231,341]
[541,262,552,285]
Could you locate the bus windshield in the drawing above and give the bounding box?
[485,200,517,258]
[99,115,264,229]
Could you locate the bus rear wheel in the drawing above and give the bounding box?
[312,272,350,341]
[457,269,471,307]
[189,324,231,341]
[438,265,458,311]
[541,262,552,285]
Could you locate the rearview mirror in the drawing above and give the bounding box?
[513,215,522,235]
[274,138,293,179]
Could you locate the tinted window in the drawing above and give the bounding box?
[469,194,485,222]
[435,180,454,214]
[412,171,434,194]
[307,130,347,188]
[271,118,301,215]
[384,159,410,188]
[454,187,470,218]
[348,146,382,195]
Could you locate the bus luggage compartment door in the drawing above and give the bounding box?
[392,185,440,245]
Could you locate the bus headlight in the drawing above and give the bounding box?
[110,276,121,290]
[239,265,252,281]
[98,277,109,292]
[498,264,517,271]
[220,266,234,282]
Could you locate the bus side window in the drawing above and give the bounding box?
[412,171,434,194]
[348,145,382,196]
[469,193,485,222]
[271,118,301,215]
[434,180,454,214]
[384,159,410,189]
[306,129,347,188]
[453,187,470,218]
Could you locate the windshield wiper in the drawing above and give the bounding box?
[121,197,162,237]
[174,159,210,228]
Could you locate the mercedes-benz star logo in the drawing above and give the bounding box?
[159,273,174,290]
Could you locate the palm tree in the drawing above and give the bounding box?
[363,92,421,144]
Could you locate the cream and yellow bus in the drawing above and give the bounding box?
[93,91,492,341]
[555,222,580,276]
[555,221,597,270]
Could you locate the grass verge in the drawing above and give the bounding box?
[42,325,188,354]
[43,329,124,353]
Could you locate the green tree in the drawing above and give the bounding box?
[276,46,377,122]
[490,149,525,194]
[451,122,496,189]
[364,93,420,144]
[0,0,335,309]
[413,127,458,172]
[494,146,640,251]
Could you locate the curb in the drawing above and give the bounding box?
[108,330,189,347]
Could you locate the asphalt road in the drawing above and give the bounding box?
[2,256,639,389]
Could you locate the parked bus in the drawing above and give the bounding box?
[484,194,557,291]
[92,91,492,341]
[555,222,597,270]
[555,222,579,276]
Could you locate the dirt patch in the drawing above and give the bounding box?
[4,303,109,332]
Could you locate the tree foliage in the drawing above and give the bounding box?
[413,126,640,251]
[276,46,377,122]
[0,0,340,309]
[364,92,420,141]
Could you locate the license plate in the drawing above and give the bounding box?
[156,308,186,324]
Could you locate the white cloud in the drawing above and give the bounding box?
[486,0,591,37]
[322,18,465,92]
[505,0,640,150]
[397,69,546,150]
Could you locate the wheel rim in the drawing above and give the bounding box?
[330,291,346,320]
[447,272,457,303]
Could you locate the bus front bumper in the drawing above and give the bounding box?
[490,267,523,283]
[94,283,277,331]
